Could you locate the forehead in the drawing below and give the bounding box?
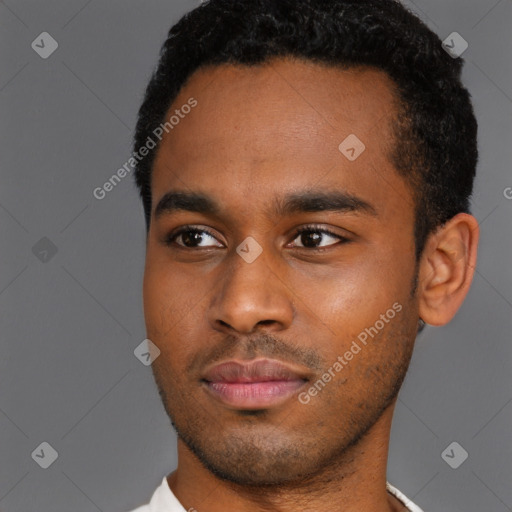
[151,58,412,220]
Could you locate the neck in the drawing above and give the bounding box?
[167,400,403,512]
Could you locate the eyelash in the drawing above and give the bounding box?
[164,224,350,250]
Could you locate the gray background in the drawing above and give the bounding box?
[1,0,511,511]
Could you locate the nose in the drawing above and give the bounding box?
[208,248,295,334]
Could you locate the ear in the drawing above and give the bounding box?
[417,213,479,327]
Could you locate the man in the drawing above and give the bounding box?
[128,0,479,510]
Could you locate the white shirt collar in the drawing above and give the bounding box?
[387,481,425,512]
[129,476,425,512]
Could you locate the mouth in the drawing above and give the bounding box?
[201,358,310,410]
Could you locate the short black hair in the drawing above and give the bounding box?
[133,0,478,261]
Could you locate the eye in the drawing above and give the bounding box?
[164,225,349,250]
[165,226,223,248]
[289,225,349,249]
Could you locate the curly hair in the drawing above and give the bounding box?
[133,0,478,262]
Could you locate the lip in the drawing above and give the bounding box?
[201,358,310,409]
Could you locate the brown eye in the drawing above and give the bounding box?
[290,227,349,249]
[166,227,223,248]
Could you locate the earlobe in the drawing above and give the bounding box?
[417,213,479,327]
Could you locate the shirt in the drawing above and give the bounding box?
[127,477,425,512]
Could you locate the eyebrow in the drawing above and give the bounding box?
[272,190,377,217]
[154,189,378,220]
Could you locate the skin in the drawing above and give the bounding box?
[142,58,479,512]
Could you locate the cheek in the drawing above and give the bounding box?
[297,259,389,314]
[296,254,412,348]
[143,251,213,372]
[143,252,199,339]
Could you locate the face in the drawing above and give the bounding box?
[143,59,421,486]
